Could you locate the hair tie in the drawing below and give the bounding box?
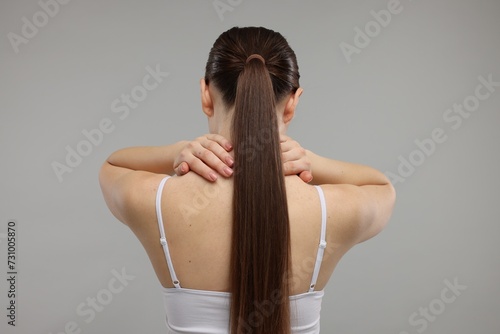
[246,54,266,64]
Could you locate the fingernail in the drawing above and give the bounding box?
[209,172,218,181]
[224,167,233,176]
[226,157,234,166]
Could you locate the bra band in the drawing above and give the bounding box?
[246,54,265,64]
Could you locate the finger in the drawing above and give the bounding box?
[204,133,233,151]
[188,158,219,181]
[283,160,301,176]
[280,134,291,143]
[174,141,202,167]
[280,141,293,154]
[283,158,311,176]
[299,171,313,183]
[195,148,233,177]
[180,162,189,175]
[281,148,303,164]
[280,137,299,153]
[174,161,189,176]
[201,138,234,167]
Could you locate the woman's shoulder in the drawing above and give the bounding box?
[318,182,395,247]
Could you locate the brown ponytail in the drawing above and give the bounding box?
[204,27,300,334]
[230,55,291,333]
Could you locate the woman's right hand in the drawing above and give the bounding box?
[173,134,234,181]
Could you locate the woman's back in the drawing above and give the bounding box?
[129,172,349,296]
[121,171,361,333]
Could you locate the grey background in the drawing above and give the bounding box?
[1,0,499,333]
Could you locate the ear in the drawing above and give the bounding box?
[283,87,303,124]
[200,78,214,117]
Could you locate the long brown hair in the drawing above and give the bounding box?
[205,27,300,334]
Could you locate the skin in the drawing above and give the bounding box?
[99,80,396,295]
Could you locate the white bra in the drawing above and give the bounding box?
[156,176,328,333]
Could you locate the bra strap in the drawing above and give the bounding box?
[155,176,181,288]
[309,185,328,292]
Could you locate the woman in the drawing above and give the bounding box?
[99,27,395,334]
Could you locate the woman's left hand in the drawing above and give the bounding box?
[280,135,313,183]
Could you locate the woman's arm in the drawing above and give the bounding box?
[99,135,233,225]
[279,136,396,244]
[104,134,234,180]
[105,142,187,175]
[304,150,396,244]
[279,135,389,186]
[306,150,390,186]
